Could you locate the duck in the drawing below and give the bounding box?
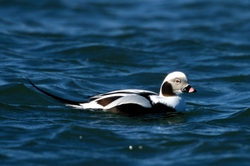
[26,71,196,116]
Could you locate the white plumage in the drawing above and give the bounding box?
[26,71,196,116]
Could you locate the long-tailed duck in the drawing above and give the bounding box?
[26,71,196,116]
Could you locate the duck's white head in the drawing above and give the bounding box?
[159,71,196,96]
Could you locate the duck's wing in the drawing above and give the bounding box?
[90,89,157,100]
[81,92,156,116]
[81,89,155,109]
[103,94,153,109]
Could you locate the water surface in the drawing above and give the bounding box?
[1,0,250,165]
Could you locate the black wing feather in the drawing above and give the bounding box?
[25,77,83,105]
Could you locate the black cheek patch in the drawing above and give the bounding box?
[161,81,175,96]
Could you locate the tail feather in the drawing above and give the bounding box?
[25,77,83,106]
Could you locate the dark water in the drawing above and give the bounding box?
[1,0,250,165]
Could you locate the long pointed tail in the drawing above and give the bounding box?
[25,77,84,106]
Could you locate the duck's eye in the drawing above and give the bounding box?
[175,79,181,84]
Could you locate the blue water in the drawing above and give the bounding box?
[1,0,250,165]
